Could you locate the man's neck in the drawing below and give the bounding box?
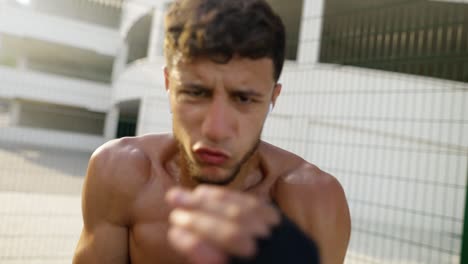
[227,151,264,191]
[167,149,264,191]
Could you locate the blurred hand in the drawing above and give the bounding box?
[165,185,280,264]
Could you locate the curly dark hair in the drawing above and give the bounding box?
[164,0,286,82]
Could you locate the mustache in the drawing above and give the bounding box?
[175,138,261,186]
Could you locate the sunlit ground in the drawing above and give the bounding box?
[0,141,88,264]
[0,141,461,264]
[0,192,81,264]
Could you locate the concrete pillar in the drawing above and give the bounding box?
[16,56,28,71]
[148,5,166,60]
[112,42,128,82]
[135,99,144,136]
[104,106,119,140]
[121,1,153,38]
[9,99,21,126]
[297,0,325,64]
[0,99,9,127]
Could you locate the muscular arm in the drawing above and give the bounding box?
[73,141,144,263]
[274,164,351,264]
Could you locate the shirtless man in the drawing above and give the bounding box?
[73,0,351,263]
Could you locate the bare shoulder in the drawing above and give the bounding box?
[260,141,346,210]
[265,142,351,263]
[90,133,174,183]
[271,157,348,218]
[90,136,151,186]
[84,133,174,223]
[74,134,175,263]
[281,162,345,202]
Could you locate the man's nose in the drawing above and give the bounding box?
[201,99,235,142]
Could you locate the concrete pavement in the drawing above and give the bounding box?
[0,142,88,263]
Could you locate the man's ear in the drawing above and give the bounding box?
[271,83,282,108]
[164,67,173,113]
[164,66,170,92]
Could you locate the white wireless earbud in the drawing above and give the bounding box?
[268,103,273,114]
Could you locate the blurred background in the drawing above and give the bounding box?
[0,0,466,263]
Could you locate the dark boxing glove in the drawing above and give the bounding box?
[230,211,320,264]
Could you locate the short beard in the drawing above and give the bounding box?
[177,139,261,186]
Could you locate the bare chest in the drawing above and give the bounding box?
[126,159,278,264]
[130,220,187,264]
[128,179,187,264]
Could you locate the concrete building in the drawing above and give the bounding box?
[0,0,467,263]
[0,0,122,151]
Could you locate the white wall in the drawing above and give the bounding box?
[120,0,154,37]
[137,95,172,135]
[28,0,122,29]
[16,100,105,135]
[0,3,119,56]
[112,58,165,103]
[0,65,111,112]
[0,126,105,152]
[112,56,170,135]
[263,1,468,260]
[267,64,467,214]
[297,0,324,63]
[264,62,468,263]
[0,99,9,127]
[148,4,168,59]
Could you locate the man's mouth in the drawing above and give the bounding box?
[193,148,230,166]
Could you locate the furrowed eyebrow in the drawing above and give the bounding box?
[230,89,263,98]
[180,82,264,98]
[181,82,212,91]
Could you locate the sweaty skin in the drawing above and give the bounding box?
[73,57,351,264]
[73,135,350,264]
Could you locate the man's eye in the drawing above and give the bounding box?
[236,95,252,104]
[185,90,207,97]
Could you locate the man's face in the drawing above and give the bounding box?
[165,56,281,185]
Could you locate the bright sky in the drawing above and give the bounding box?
[15,0,31,5]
